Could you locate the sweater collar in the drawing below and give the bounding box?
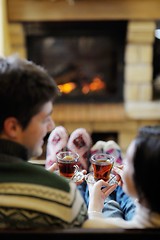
[0,139,29,162]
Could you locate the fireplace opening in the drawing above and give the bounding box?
[91,132,118,145]
[25,21,127,103]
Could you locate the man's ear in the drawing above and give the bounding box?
[3,117,21,139]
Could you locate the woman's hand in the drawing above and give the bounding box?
[112,164,124,187]
[88,179,118,213]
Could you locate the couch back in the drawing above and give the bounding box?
[0,228,160,240]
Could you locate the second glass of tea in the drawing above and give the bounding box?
[90,153,114,182]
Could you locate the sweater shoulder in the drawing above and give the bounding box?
[0,161,70,192]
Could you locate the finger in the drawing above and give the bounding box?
[113,166,123,176]
[75,178,85,185]
[47,162,58,172]
[81,169,87,175]
[115,174,121,182]
[103,184,118,196]
[115,164,124,169]
[96,179,107,187]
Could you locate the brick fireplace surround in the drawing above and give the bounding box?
[4,0,160,153]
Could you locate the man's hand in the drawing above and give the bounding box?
[47,163,87,185]
[47,162,59,172]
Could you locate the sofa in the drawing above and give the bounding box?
[0,228,160,240]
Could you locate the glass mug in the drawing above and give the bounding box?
[56,151,79,179]
[90,153,114,182]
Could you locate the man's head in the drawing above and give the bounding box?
[0,55,60,157]
[0,55,59,132]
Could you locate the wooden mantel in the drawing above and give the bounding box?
[7,0,160,22]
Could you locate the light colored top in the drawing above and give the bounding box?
[83,202,160,229]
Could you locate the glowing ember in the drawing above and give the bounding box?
[82,76,106,94]
[58,76,106,95]
[90,77,105,91]
[58,82,76,94]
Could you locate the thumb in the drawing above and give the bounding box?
[47,162,58,172]
[103,183,118,197]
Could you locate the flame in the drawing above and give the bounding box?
[82,76,105,94]
[58,82,76,94]
[90,77,105,91]
[82,85,90,94]
[58,76,105,95]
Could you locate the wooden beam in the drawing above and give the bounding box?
[0,0,11,56]
[7,0,160,22]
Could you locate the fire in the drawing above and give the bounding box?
[58,76,105,95]
[58,82,76,94]
[82,85,90,94]
[82,76,105,94]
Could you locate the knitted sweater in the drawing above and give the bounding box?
[0,139,87,229]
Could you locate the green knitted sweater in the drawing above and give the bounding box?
[0,139,87,229]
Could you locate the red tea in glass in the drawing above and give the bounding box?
[90,153,114,181]
[56,151,79,178]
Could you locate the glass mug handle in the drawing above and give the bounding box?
[73,164,79,174]
[71,165,85,183]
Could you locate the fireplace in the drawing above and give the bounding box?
[25,21,127,103]
[5,0,160,157]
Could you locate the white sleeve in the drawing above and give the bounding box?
[88,211,104,219]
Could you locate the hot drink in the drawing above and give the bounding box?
[56,151,79,178]
[90,153,114,181]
